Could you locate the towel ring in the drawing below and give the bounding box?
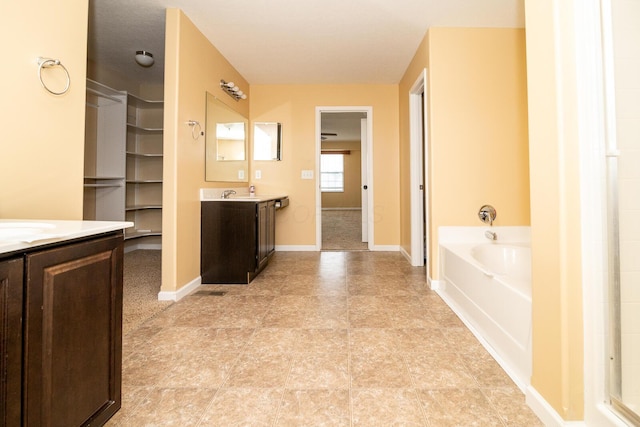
[187,120,202,140]
[38,57,70,96]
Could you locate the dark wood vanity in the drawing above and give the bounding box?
[1,223,127,426]
[201,197,288,284]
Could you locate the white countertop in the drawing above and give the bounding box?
[200,188,288,202]
[0,219,133,255]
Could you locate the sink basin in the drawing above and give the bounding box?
[0,222,57,242]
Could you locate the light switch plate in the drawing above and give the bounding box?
[238,170,245,179]
[301,170,314,179]
[255,170,262,179]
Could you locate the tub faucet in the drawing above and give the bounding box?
[221,189,236,199]
[484,230,497,241]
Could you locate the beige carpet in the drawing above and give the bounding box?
[322,209,368,251]
[122,250,172,335]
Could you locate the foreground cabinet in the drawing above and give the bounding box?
[201,200,276,284]
[1,232,123,426]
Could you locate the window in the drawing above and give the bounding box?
[320,154,344,192]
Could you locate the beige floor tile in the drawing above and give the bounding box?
[350,352,413,388]
[199,388,283,426]
[225,352,292,387]
[482,386,544,426]
[287,352,350,389]
[351,388,427,426]
[118,387,216,427]
[115,249,536,426]
[276,389,350,426]
[417,388,504,427]
[404,352,476,389]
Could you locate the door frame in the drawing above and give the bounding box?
[316,106,374,251]
[409,69,429,272]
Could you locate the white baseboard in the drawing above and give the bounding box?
[275,245,318,251]
[158,276,201,302]
[526,385,587,427]
[430,279,445,291]
[400,246,411,262]
[371,245,400,251]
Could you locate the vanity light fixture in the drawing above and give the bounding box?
[220,79,247,101]
[135,50,154,67]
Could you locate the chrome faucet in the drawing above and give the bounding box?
[221,189,236,199]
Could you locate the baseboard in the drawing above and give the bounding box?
[371,245,400,251]
[430,279,445,291]
[526,385,587,427]
[275,245,318,251]
[321,207,361,211]
[124,243,161,253]
[158,276,201,302]
[400,247,411,263]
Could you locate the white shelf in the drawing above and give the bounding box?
[125,93,164,247]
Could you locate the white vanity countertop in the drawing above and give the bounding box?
[200,188,288,202]
[0,219,133,255]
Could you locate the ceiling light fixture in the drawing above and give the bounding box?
[220,79,247,101]
[135,50,154,67]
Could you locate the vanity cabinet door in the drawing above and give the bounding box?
[0,257,23,427]
[23,234,123,427]
[201,201,257,284]
[257,201,269,271]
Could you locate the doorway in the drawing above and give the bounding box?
[316,107,373,251]
[409,69,430,276]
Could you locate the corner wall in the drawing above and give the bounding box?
[162,9,250,293]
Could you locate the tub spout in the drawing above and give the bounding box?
[484,230,497,241]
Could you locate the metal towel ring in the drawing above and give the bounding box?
[187,120,202,140]
[37,57,70,96]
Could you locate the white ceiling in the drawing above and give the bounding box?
[88,0,525,87]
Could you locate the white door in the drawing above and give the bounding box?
[360,117,368,242]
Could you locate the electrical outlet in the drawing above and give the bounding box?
[255,170,262,179]
[238,170,245,179]
[301,170,314,179]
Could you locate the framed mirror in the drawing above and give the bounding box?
[205,93,249,182]
[253,122,282,161]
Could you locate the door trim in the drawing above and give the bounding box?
[409,69,429,270]
[316,106,374,251]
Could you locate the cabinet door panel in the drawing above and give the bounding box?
[0,257,23,427]
[24,234,123,426]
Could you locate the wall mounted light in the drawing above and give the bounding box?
[135,50,154,67]
[220,79,247,101]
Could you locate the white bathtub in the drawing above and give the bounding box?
[437,226,531,391]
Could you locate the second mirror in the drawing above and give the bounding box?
[253,122,282,161]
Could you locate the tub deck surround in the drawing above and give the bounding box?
[437,226,532,392]
[0,219,133,255]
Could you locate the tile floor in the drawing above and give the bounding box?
[107,251,543,426]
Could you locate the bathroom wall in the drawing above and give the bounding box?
[399,28,530,278]
[163,9,250,293]
[249,84,400,247]
[321,140,362,209]
[525,0,584,420]
[0,0,89,219]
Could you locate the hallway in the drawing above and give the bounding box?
[108,251,542,426]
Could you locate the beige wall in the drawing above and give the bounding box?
[321,140,362,209]
[0,0,89,219]
[399,28,530,278]
[525,0,584,420]
[162,9,250,292]
[249,84,399,247]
